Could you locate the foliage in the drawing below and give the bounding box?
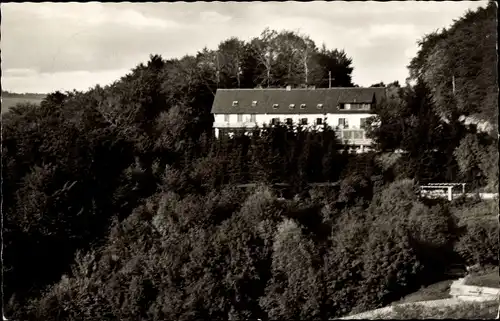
[2,14,497,321]
[260,219,324,320]
[453,133,498,189]
[454,215,499,266]
[409,2,497,130]
[452,199,497,268]
[367,3,496,188]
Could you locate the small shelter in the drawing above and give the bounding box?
[419,183,466,201]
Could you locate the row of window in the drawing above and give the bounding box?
[270,118,321,126]
[225,114,256,122]
[338,118,368,128]
[223,115,321,125]
[232,100,323,110]
[223,115,368,128]
[231,101,370,110]
[338,103,371,110]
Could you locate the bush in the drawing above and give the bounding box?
[323,188,426,317]
[354,219,423,312]
[324,212,368,317]
[259,219,324,320]
[454,215,498,266]
[451,199,498,266]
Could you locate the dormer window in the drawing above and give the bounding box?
[300,104,306,109]
[273,104,279,109]
[289,104,295,109]
[232,100,238,107]
[252,100,258,107]
[317,103,323,109]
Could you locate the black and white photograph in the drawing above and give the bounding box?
[1,1,498,320]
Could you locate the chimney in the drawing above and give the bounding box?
[286,85,292,91]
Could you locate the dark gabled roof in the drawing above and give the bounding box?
[211,87,386,114]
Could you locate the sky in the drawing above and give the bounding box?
[2,1,487,94]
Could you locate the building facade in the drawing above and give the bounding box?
[211,87,387,151]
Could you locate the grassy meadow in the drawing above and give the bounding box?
[2,95,46,113]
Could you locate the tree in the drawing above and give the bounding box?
[250,28,280,88]
[356,221,421,311]
[217,38,246,88]
[314,45,354,87]
[408,3,497,131]
[260,219,324,320]
[370,82,386,87]
[477,142,499,192]
[271,30,319,87]
[323,209,368,317]
[247,28,355,88]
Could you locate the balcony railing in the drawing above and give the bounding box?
[341,138,372,146]
[335,129,371,146]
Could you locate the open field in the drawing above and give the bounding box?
[1,96,45,113]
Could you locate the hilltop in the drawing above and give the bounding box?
[2,2,498,320]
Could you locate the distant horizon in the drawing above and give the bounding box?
[2,90,47,96]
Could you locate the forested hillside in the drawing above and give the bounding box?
[408,3,497,128]
[3,3,498,320]
[366,2,497,191]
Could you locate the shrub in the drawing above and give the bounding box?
[451,198,498,266]
[324,212,368,317]
[454,215,498,266]
[259,219,324,320]
[355,220,422,312]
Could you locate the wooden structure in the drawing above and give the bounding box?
[419,183,466,201]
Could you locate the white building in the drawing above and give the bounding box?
[211,86,387,151]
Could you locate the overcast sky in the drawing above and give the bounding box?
[2,1,487,93]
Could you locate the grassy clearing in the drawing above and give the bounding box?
[451,198,498,223]
[466,266,500,288]
[390,279,453,306]
[1,97,45,113]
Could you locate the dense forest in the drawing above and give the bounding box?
[2,3,498,320]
